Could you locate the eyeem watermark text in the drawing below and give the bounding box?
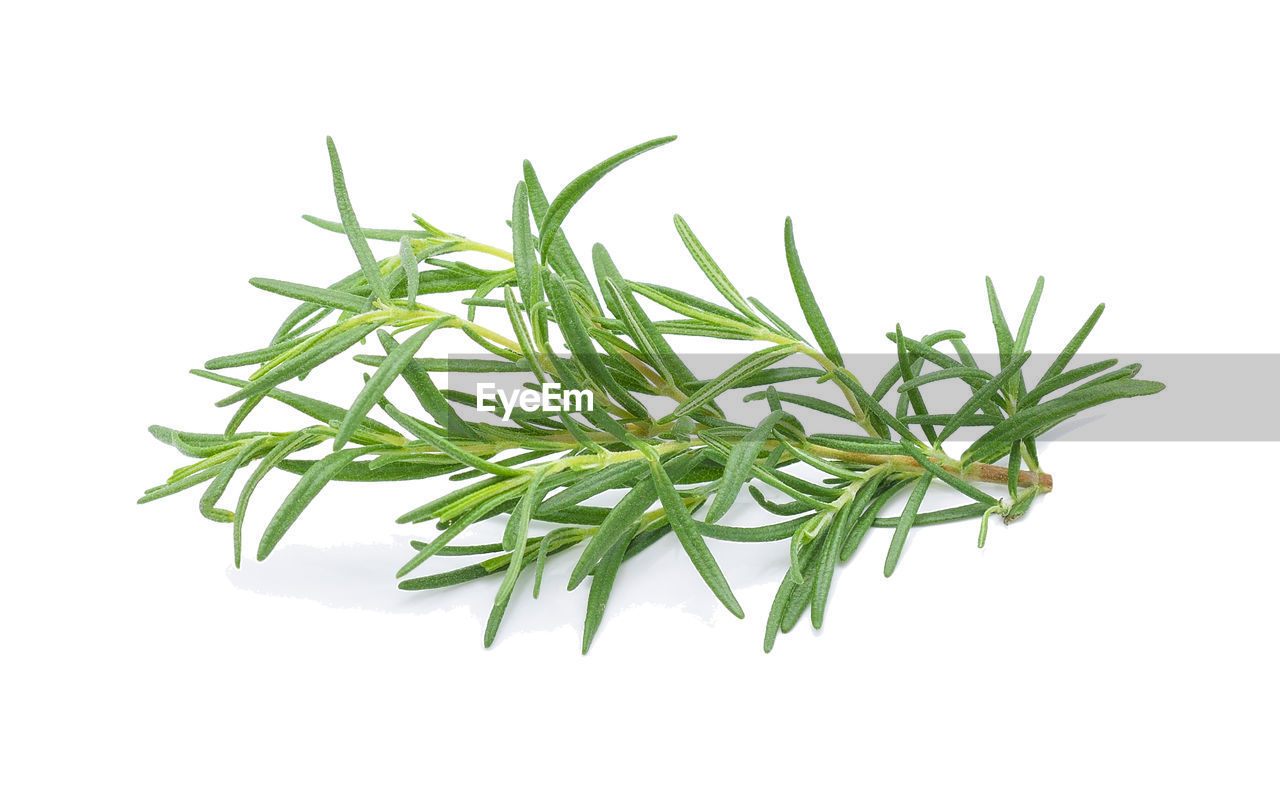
[475,383,594,420]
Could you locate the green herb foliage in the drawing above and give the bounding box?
[141,137,1164,652]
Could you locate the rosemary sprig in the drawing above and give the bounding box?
[140,136,1164,652]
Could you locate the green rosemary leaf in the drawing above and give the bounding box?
[897,367,992,392]
[1039,303,1106,384]
[375,333,478,440]
[963,377,1166,465]
[582,530,629,653]
[383,404,526,478]
[896,324,937,445]
[810,499,861,628]
[937,351,1032,444]
[137,467,221,504]
[805,433,905,455]
[191,369,398,436]
[871,502,990,527]
[780,544,822,632]
[257,445,378,561]
[659,344,797,422]
[228,431,322,566]
[301,214,433,242]
[672,214,765,325]
[205,333,325,370]
[695,515,811,542]
[394,475,506,525]
[503,286,548,384]
[783,217,843,366]
[276,457,460,481]
[764,538,824,651]
[249,278,368,314]
[1007,440,1022,500]
[595,245,698,393]
[510,182,545,338]
[706,409,793,523]
[539,135,677,259]
[399,236,420,308]
[903,413,999,428]
[325,137,389,304]
[644,450,744,618]
[569,452,698,589]
[629,281,756,326]
[533,527,585,598]
[747,485,816,516]
[829,368,921,445]
[213,321,381,408]
[147,425,259,458]
[399,489,522,578]
[1021,358,1119,406]
[495,470,547,610]
[544,271,649,418]
[749,297,807,341]
[333,322,446,450]
[883,474,932,577]
[198,439,270,523]
[1011,276,1045,396]
[841,478,909,562]
[539,458,649,514]
[985,276,1014,370]
[1013,276,1044,356]
[354,355,528,373]
[897,444,998,506]
[523,159,598,309]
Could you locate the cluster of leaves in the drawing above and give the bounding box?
[141,136,1164,652]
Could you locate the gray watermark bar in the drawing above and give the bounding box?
[444,354,1280,441]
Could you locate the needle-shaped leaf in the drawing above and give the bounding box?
[503,285,547,384]
[896,324,937,445]
[232,431,323,567]
[383,403,527,478]
[214,321,381,407]
[399,236,420,308]
[258,445,385,561]
[1021,358,1118,406]
[883,474,932,577]
[301,214,435,242]
[374,333,478,440]
[897,443,998,506]
[544,271,649,418]
[672,214,765,325]
[333,321,447,450]
[539,458,649,514]
[1009,276,1045,398]
[659,344,798,423]
[595,245,698,392]
[250,278,368,313]
[783,217,843,366]
[706,409,796,523]
[539,135,677,259]
[510,182,545,338]
[963,377,1166,465]
[644,450,744,618]
[326,137,389,304]
[568,452,699,588]
[985,276,1014,370]
[937,351,1032,444]
[582,530,629,654]
[1039,303,1106,384]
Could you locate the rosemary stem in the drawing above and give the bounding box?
[806,443,1054,491]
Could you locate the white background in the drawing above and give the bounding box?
[3,2,1277,791]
